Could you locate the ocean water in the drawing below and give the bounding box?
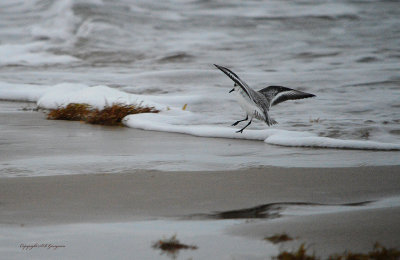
[1,0,400,151]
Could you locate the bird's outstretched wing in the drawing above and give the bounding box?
[258,85,315,107]
[214,64,256,100]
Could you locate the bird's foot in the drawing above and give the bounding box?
[236,129,244,133]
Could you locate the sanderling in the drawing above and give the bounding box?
[214,64,315,133]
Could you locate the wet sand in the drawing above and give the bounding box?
[1,166,400,258]
[1,101,399,179]
[1,166,400,225]
[229,206,400,258]
[1,102,400,258]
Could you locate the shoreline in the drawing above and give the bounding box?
[2,102,400,258]
[1,166,400,258]
[2,166,400,225]
[1,101,400,179]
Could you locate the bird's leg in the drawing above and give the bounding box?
[236,119,252,133]
[232,115,248,126]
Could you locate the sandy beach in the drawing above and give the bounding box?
[1,101,399,179]
[1,104,400,259]
[2,166,400,225]
[1,166,400,259]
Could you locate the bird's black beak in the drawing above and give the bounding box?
[229,88,234,93]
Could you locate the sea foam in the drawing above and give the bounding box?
[124,113,400,151]
[1,81,399,151]
[0,42,79,66]
[30,0,79,41]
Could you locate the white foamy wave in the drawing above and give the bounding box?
[1,81,399,151]
[0,81,172,110]
[193,2,358,19]
[124,111,269,140]
[264,131,400,151]
[0,81,204,110]
[37,84,164,109]
[0,82,51,102]
[0,42,79,66]
[124,113,400,151]
[30,0,79,42]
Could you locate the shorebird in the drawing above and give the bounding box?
[214,64,315,133]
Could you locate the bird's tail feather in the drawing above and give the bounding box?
[266,118,278,126]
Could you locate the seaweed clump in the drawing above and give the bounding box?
[152,235,197,259]
[274,242,400,260]
[47,103,159,126]
[328,243,400,260]
[265,233,294,244]
[275,244,317,260]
